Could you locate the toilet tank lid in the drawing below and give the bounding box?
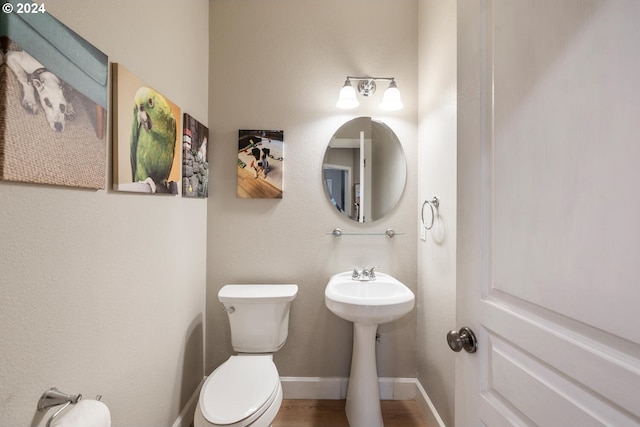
[219,284,298,303]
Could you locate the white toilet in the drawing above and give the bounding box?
[194,284,298,427]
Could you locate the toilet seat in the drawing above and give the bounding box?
[199,355,280,426]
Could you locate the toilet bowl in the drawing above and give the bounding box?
[194,355,283,427]
[194,284,297,427]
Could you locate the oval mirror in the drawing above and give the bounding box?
[322,117,406,222]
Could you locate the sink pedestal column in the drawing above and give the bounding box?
[345,322,383,427]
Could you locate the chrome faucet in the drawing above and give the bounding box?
[352,266,378,281]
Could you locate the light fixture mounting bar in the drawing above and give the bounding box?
[345,76,396,82]
[345,77,396,97]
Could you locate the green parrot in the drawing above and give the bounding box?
[130,86,177,193]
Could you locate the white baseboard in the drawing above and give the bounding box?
[171,377,205,427]
[280,376,348,400]
[414,379,447,427]
[174,376,445,427]
[280,376,419,400]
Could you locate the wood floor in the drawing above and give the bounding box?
[272,399,431,427]
[237,164,282,198]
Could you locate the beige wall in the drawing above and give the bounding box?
[207,0,419,378]
[0,1,209,426]
[1,0,444,425]
[417,1,457,426]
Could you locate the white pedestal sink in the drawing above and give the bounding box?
[325,271,415,427]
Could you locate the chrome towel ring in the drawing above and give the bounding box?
[421,197,440,230]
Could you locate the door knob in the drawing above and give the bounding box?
[447,327,477,353]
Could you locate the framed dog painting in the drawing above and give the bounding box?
[237,129,284,199]
[0,3,108,189]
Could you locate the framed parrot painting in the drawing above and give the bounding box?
[112,63,181,194]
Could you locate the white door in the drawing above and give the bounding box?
[456,1,640,426]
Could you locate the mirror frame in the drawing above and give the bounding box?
[322,117,406,223]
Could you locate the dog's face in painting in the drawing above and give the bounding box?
[31,72,70,132]
[5,49,75,133]
[250,147,270,178]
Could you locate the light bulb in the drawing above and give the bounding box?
[336,79,359,109]
[379,80,403,111]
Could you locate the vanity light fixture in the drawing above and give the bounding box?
[336,76,404,111]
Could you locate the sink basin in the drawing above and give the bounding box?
[325,271,415,324]
[325,271,415,427]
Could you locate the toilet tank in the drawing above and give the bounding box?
[219,284,298,353]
